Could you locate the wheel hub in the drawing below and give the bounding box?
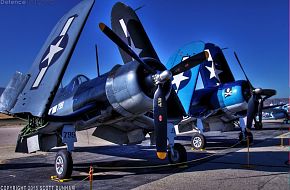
[193,137,202,148]
[56,156,64,175]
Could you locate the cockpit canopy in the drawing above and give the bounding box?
[65,74,89,92]
[54,75,90,102]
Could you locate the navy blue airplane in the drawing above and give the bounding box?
[0,1,210,179]
[165,42,277,149]
[260,104,289,121]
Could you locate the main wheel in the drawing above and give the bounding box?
[55,150,73,179]
[168,143,187,164]
[239,131,253,146]
[254,122,263,130]
[191,133,206,150]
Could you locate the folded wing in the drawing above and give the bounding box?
[11,0,95,117]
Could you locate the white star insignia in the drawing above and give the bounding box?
[172,72,189,93]
[205,61,223,82]
[41,36,64,66]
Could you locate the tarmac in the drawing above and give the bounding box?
[0,121,288,190]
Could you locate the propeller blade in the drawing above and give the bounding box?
[234,52,254,90]
[99,22,142,63]
[260,89,276,97]
[170,51,209,76]
[257,100,263,123]
[99,23,155,73]
[246,95,258,128]
[153,84,167,159]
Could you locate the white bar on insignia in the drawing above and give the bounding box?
[119,19,128,37]
[32,67,48,88]
[60,17,75,36]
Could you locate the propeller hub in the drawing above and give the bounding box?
[152,70,172,85]
[253,88,262,94]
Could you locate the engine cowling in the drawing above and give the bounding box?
[105,61,154,117]
[216,80,250,113]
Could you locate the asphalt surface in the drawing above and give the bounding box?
[0,122,288,190]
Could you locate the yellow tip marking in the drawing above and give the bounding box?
[99,23,105,31]
[204,51,209,59]
[157,152,167,160]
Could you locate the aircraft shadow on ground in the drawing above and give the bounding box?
[0,162,53,170]
[72,135,289,178]
[71,150,288,181]
[0,136,287,181]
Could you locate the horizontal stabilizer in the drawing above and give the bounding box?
[11,0,95,117]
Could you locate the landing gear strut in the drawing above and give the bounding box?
[54,125,77,179]
[254,122,263,130]
[238,118,254,146]
[239,131,253,145]
[254,117,263,130]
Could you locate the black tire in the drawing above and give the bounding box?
[239,131,253,146]
[55,150,73,179]
[191,133,206,150]
[168,143,187,164]
[254,122,263,130]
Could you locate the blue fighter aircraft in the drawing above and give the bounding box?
[0,1,210,179]
[260,104,289,121]
[102,3,277,150]
[166,42,277,149]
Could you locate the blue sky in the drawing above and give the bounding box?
[0,0,288,98]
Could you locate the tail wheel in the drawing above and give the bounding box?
[239,131,253,146]
[55,150,73,179]
[191,133,206,150]
[168,143,187,164]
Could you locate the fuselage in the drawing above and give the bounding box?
[190,80,251,122]
[47,61,152,130]
[46,58,173,134]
